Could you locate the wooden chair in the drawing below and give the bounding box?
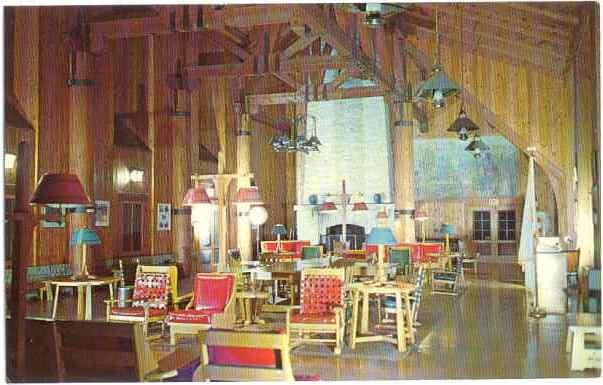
[105,267,171,337]
[381,266,427,337]
[21,319,176,382]
[137,265,191,309]
[389,247,412,275]
[167,273,236,345]
[286,268,346,355]
[196,329,320,381]
[54,320,177,382]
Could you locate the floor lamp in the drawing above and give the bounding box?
[249,206,268,258]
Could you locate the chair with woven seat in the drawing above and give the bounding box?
[286,268,346,355]
[138,265,191,309]
[167,273,236,345]
[195,329,320,381]
[381,267,427,339]
[105,267,171,337]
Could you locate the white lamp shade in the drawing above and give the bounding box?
[249,206,268,226]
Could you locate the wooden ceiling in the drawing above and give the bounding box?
[81,3,586,94]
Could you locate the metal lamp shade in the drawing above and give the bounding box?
[465,138,490,158]
[448,109,480,141]
[414,65,460,108]
[271,224,287,236]
[182,186,211,206]
[367,227,397,245]
[319,201,337,213]
[439,223,456,236]
[30,173,90,205]
[233,186,263,205]
[352,202,369,211]
[70,228,101,246]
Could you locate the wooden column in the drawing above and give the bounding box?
[390,37,415,243]
[68,50,95,274]
[11,141,33,380]
[236,108,253,260]
[171,88,193,276]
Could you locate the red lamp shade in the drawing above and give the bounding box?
[182,186,211,206]
[319,201,337,213]
[234,186,263,205]
[30,173,90,205]
[352,202,369,211]
[376,210,388,220]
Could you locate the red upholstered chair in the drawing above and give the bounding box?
[196,329,320,381]
[286,268,346,355]
[167,273,236,345]
[105,268,170,337]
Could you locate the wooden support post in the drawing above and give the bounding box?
[11,141,33,380]
[236,110,253,260]
[68,50,95,276]
[171,89,193,276]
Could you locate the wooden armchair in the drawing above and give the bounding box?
[22,319,177,382]
[195,329,319,381]
[137,265,191,309]
[105,267,171,337]
[286,268,346,355]
[167,273,236,345]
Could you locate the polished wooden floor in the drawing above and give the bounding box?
[21,265,600,380]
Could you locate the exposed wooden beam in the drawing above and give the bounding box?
[202,5,300,29]
[89,8,171,38]
[185,55,348,78]
[272,72,300,90]
[508,3,579,26]
[199,31,250,61]
[281,32,320,59]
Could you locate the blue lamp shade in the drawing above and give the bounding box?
[439,224,455,236]
[366,227,397,245]
[271,224,287,236]
[70,228,101,246]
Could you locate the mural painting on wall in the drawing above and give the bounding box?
[414,136,518,201]
[157,203,171,231]
[94,200,110,227]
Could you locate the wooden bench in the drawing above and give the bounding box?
[566,325,601,371]
[21,318,177,382]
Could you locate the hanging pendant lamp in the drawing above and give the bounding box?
[448,4,481,140]
[465,135,490,159]
[414,7,459,109]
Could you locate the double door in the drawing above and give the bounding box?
[471,206,518,261]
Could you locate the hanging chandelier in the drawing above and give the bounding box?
[448,4,480,141]
[414,7,460,109]
[465,135,490,159]
[270,114,321,154]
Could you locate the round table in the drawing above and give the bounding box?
[45,276,119,320]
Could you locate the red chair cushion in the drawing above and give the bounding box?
[294,374,321,381]
[301,276,342,315]
[168,309,218,324]
[290,309,337,324]
[263,242,278,252]
[207,346,277,368]
[132,272,170,309]
[193,274,234,311]
[110,306,167,317]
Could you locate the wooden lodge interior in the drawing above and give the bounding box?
[3,2,601,382]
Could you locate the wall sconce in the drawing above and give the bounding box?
[5,153,16,169]
[129,168,144,183]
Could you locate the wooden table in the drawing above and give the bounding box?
[235,289,269,325]
[46,276,119,320]
[349,281,415,352]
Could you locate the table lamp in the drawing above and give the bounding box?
[70,228,101,279]
[439,223,455,253]
[271,224,287,253]
[366,226,397,282]
[249,206,268,256]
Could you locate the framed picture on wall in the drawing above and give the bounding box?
[95,200,110,227]
[41,204,65,228]
[157,203,171,231]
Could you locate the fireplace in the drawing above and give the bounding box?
[321,224,366,251]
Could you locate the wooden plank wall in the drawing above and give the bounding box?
[4,5,598,267]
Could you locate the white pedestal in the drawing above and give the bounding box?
[536,237,567,314]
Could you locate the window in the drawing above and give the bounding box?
[498,210,516,241]
[473,211,491,241]
[122,202,143,254]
